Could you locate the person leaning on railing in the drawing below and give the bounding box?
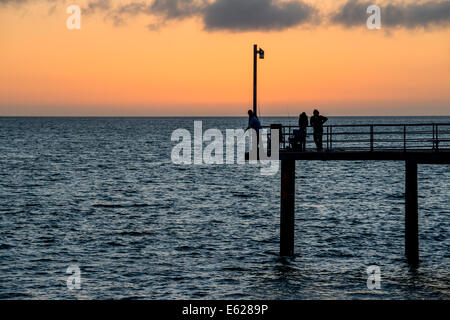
[310,109,328,151]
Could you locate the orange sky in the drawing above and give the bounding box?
[1,1,449,116]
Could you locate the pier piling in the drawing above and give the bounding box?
[405,159,419,265]
[280,159,295,256]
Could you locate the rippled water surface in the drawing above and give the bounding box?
[0,116,449,299]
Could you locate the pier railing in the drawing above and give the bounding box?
[264,123,450,152]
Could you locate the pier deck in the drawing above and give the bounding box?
[280,149,450,163]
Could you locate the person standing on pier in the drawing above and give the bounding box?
[298,112,308,151]
[247,109,262,133]
[310,109,328,151]
[247,109,262,149]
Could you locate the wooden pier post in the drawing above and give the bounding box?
[405,159,419,265]
[280,159,295,256]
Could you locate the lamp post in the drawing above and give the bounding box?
[253,44,264,117]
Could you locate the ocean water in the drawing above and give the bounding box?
[0,116,448,299]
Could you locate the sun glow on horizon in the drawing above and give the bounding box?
[1,1,449,116]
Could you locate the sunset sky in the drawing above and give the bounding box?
[1,0,449,116]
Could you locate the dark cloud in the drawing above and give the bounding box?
[150,0,205,20]
[330,0,368,27]
[331,0,450,29]
[384,1,450,28]
[113,0,204,18]
[109,0,205,30]
[116,1,148,15]
[84,0,112,15]
[203,0,318,31]
[0,0,29,5]
[0,0,62,4]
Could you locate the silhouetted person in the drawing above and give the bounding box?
[247,110,262,133]
[310,109,328,151]
[247,109,262,150]
[298,112,308,151]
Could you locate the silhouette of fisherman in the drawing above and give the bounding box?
[247,109,261,133]
[247,109,262,153]
[310,109,328,151]
[298,112,308,151]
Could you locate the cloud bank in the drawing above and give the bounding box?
[104,0,317,31]
[3,0,450,32]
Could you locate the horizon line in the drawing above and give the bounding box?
[1,115,450,118]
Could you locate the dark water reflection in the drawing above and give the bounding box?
[0,117,448,299]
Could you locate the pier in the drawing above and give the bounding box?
[269,122,450,265]
[247,44,448,265]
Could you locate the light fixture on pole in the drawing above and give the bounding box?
[253,44,264,117]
